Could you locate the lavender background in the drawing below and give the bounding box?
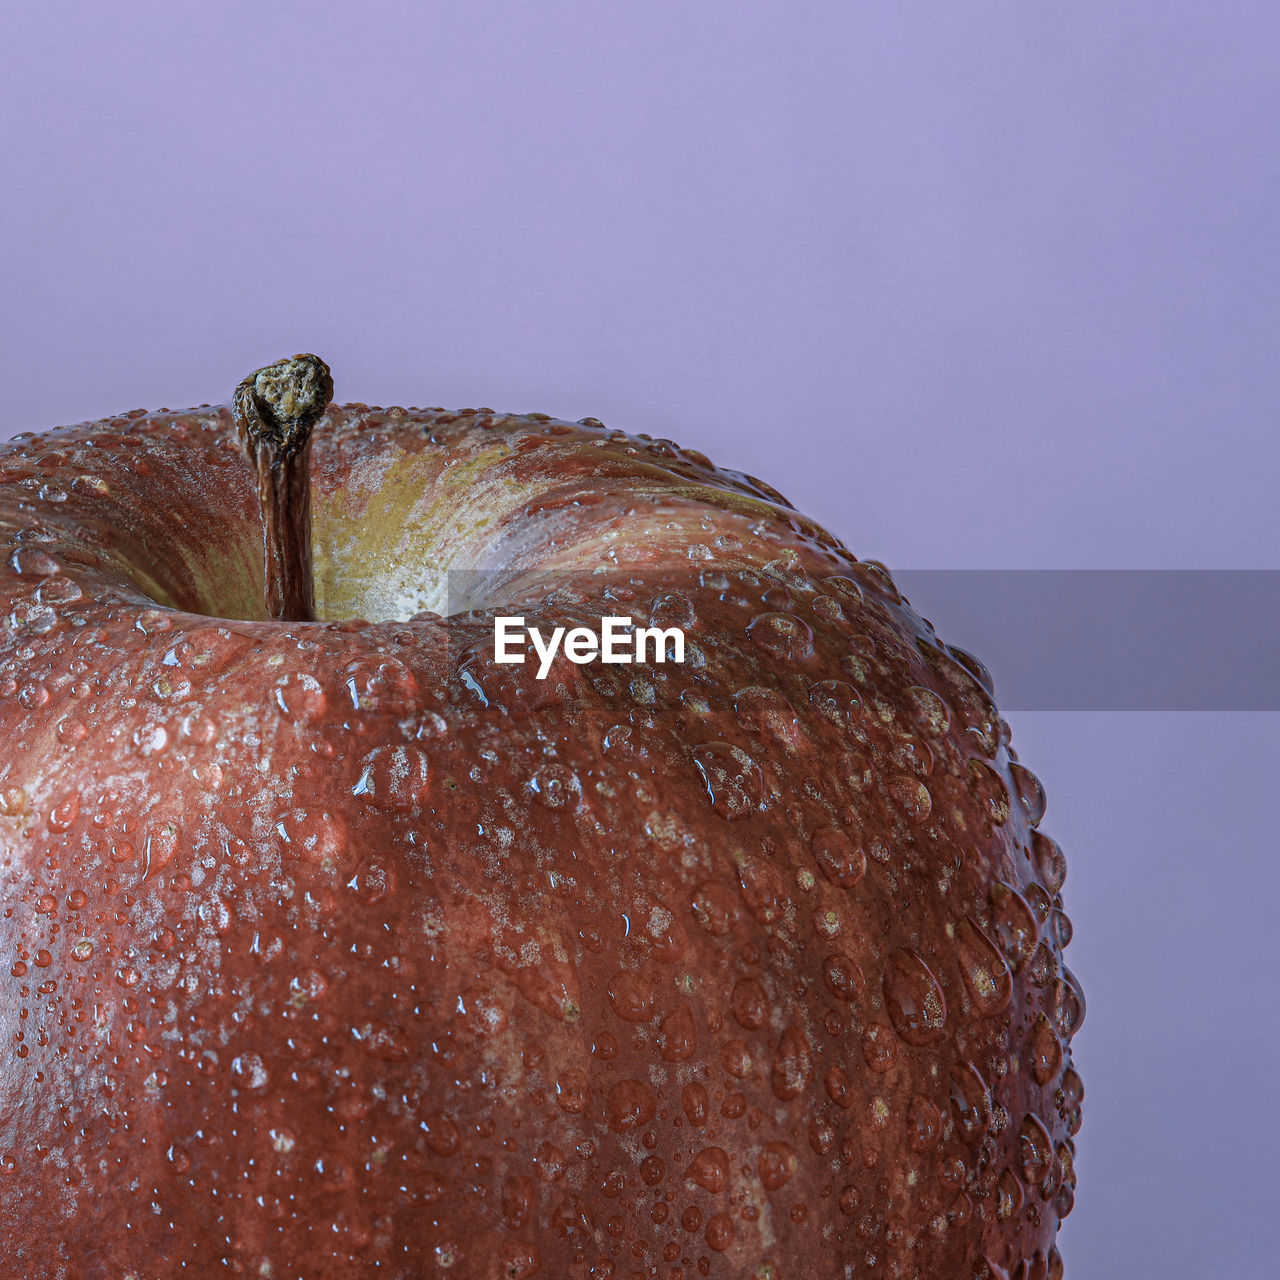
[3,3,1278,1274]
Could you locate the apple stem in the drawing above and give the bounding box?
[232,354,333,622]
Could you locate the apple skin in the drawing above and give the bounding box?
[0,401,1081,1279]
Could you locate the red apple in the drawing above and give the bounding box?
[0,359,1081,1279]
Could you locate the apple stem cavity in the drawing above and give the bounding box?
[233,354,333,622]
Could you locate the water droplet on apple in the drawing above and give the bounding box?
[47,796,79,833]
[1048,968,1086,1040]
[274,671,327,722]
[502,1175,534,1229]
[179,713,217,746]
[884,949,947,1044]
[606,970,655,1023]
[9,547,60,576]
[737,858,786,924]
[639,1154,666,1188]
[346,855,395,903]
[988,880,1040,969]
[1028,1014,1063,1086]
[689,881,739,936]
[684,1146,729,1193]
[918,641,1002,756]
[354,1019,412,1063]
[904,685,951,735]
[419,1111,461,1156]
[730,977,769,1030]
[18,678,51,705]
[343,653,418,714]
[705,1212,734,1251]
[601,722,640,759]
[822,952,863,1000]
[937,1153,966,1189]
[34,575,80,604]
[733,686,802,746]
[996,1167,1024,1220]
[1032,830,1068,895]
[606,1079,656,1132]
[353,745,430,810]
[1062,1067,1084,1135]
[850,559,903,604]
[275,807,349,871]
[231,1052,269,1091]
[529,762,581,809]
[1009,760,1047,826]
[692,742,764,820]
[906,1093,942,1151]
[1052,907,1074,948]
[649,591,695,629]
[721,1038,752,1078]
[758,1141,798,1190]
[822,573,865,610]
[1020,1113,1056,1189]
[966,758,1010,825]
[817,1064,849,1109]
[144,821,181,873]
[835,1185,861,1219]
[533,1141,567,1183]
[747,611,814,662]
[946,1190,973,1227]
[169,627,252,677]
[807,678,861,727]
[811,592,845,623]
[631,895,686,962]
[288,968,329,1008]
[810,825,866,888]
[433,1239,462,1268]
[888,775,932,821]
[770,1025,813,1100]
[860,1023,898,1072]
[132,723,169,758]
[1028,941,1056,988]
[657,1004,697,1062]
[949,1060,992,1143]
[807,1114,835,1155]
[1025,881,1053,923]
[0,787,27,817]
[681,1081,709,1126]
[954,915,1013,1016]
[554,1069,590,1115]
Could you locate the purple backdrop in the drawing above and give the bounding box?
[4,3,1279,1275]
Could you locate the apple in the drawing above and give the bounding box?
[0,357,1081,1279]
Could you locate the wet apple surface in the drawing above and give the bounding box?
[0,375,1081,1278]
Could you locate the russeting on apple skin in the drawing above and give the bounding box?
[0,380,1082,1279]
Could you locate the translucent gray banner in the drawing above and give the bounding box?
[445,569,1280,711]
[895,570,1280,711]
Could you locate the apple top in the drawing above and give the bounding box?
[233,354,333,460]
